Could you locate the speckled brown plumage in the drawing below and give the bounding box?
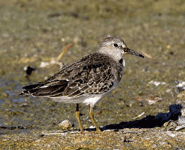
[22,53,124,98]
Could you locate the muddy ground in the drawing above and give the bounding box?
[0,0,185,149]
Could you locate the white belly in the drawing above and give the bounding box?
[83,95,102,106]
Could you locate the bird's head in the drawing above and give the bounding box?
[97,37,144,61]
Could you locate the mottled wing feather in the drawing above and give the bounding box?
[22,53,123,98]
[22,80,68,96]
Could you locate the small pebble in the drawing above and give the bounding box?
[58,120,72,130]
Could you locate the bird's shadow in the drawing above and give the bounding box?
[86,104,182,132]
[0,104,182,134]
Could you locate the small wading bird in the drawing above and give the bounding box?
[21,36,144,133]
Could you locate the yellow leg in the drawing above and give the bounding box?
[75,104,84,133]
[89,105,101,133]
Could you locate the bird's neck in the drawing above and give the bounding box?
[97,47,122,63]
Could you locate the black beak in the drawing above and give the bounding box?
[124,48,144,58]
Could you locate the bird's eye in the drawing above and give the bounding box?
[114,43,118,47]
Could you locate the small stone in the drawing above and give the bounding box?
[177,117,185,125]
[19,102,29,107]
[24,66,35,77]
[166,131,176,137]
[177,91,185,98]
[166,89,172,93]
[58,120,72,130]
[39,62,50,68]
[163,121,178,131]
